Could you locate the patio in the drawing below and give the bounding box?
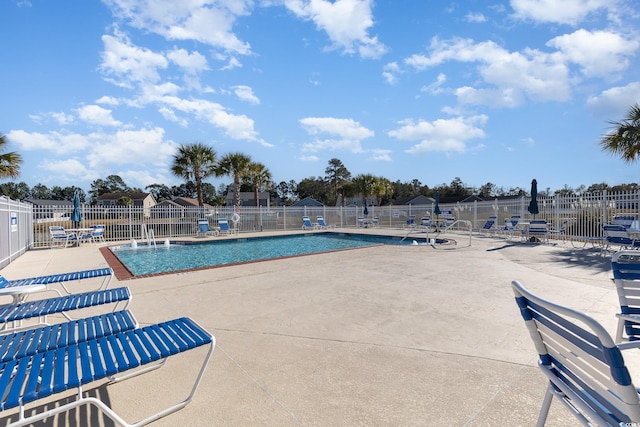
[0,230,628,426]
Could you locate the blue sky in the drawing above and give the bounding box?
[2,0,640,195]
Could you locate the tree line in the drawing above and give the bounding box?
[1,103,639,206]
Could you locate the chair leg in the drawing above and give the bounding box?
[616,317,626,343]
[536,383,554,427]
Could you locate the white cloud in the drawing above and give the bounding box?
[85,127,176,169]
[284,0,387,59]
[421,73,447,94]
[405,37,571,106]
[166,48,209,74]
[382,62,400,85]
[547,29,639,79]
[76,105,123,127]
[118,169,176,189]
[587,81,640,115]
[28,112,75,125]
[232,85,260,104]
[96,96,120,106]
[40,158,96,182]
[103,0,252,54]
[100,32,168,87]
[369,148,392,161]
[300,117,374,153]
[221,56,242,71]
[7,130,90,154]
[510,0,614,25]
[388,115,488,154]
[465,12,487,23]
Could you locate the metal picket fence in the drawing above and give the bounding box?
[3,189,640,254]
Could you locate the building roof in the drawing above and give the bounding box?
[152,200,185,208]
[97,192,153,201]
[291,196,324,207]
[393,195,434,205]
[171,197,214,209]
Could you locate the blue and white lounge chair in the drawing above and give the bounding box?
[603,224,640,253]
[0,286,131,332]
[613,214,636,229]
[0,267,113,295]
[87,224,106,243]
[316,216,333,229]
[611,251,640,343]
[218,218,236,235]
[405,215,416,228]
[526,219,549,243]
[512,280,640,426]
[0,316,214,427]
[302,216,317,230]
[481,215,496,230]
[0,310,138,363]
[196,219,218,237]
[49,226,77,248]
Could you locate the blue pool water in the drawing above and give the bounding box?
[111,233,411,276]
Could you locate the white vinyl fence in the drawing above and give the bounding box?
[0,197,33,269]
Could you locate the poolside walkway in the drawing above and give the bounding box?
[0,229,627,426]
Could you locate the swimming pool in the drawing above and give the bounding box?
[109,232,412,277]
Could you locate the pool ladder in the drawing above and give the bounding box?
[141,224,157,248]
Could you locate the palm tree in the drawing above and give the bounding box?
[600,103,640,163]
[248,162,272,208]
[0,134,22,179]
[170,143,217,206]
[371,176,393,207]
[217,152,252,208]
[352,173,376,215]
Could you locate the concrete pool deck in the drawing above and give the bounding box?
[0,228,628,426]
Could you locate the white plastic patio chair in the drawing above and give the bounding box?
[512,280,640,426]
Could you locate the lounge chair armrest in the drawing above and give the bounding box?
[616,313,640,323]
[616,340,640,351]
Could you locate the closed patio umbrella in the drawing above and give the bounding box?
[71,189,82,227]
[528,179,539,217]
[434,191,441,231]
